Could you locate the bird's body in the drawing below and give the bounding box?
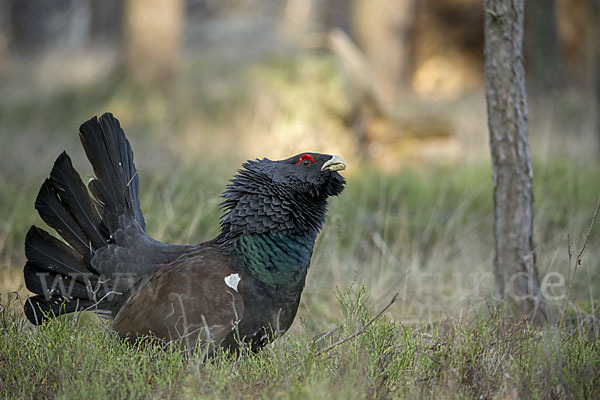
[23,113,345,354]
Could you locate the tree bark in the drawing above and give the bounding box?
[484,0,546,323]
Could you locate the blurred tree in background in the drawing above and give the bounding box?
[123,0,184,88]
[351,0,415,109]
[8,0,89,53]
[90,0,122,46]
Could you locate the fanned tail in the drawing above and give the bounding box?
[24,113,146,325]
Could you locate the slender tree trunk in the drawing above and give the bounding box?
[484,0,546,323]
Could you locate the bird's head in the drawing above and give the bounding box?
[268,153,346,198]
[218,153,346,240]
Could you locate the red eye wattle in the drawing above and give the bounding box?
[296,154,315,164]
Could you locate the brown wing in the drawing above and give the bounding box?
[112,258,244,354]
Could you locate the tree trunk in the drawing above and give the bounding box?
[484,0,546,323]
[9,0,86,54]
[123,0,184,88]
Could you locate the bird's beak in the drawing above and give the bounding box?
[321,155,346,172]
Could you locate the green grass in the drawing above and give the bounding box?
[1,286,598,399]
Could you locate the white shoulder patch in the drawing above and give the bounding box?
[224,273,241,292]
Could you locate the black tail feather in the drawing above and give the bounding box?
[24,295,95,326]
[49,152,108,249]
[24,226,103,317]
[78,113,145,232]
[24,262,97,300]
[25,226,97,278]
[35,179,92,259]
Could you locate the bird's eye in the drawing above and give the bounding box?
[296,154,315,166]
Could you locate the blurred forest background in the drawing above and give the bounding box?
[1,0,599,322]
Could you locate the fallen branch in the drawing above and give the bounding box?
[317,293,399,356]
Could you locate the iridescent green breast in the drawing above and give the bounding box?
[233,231,316,287]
